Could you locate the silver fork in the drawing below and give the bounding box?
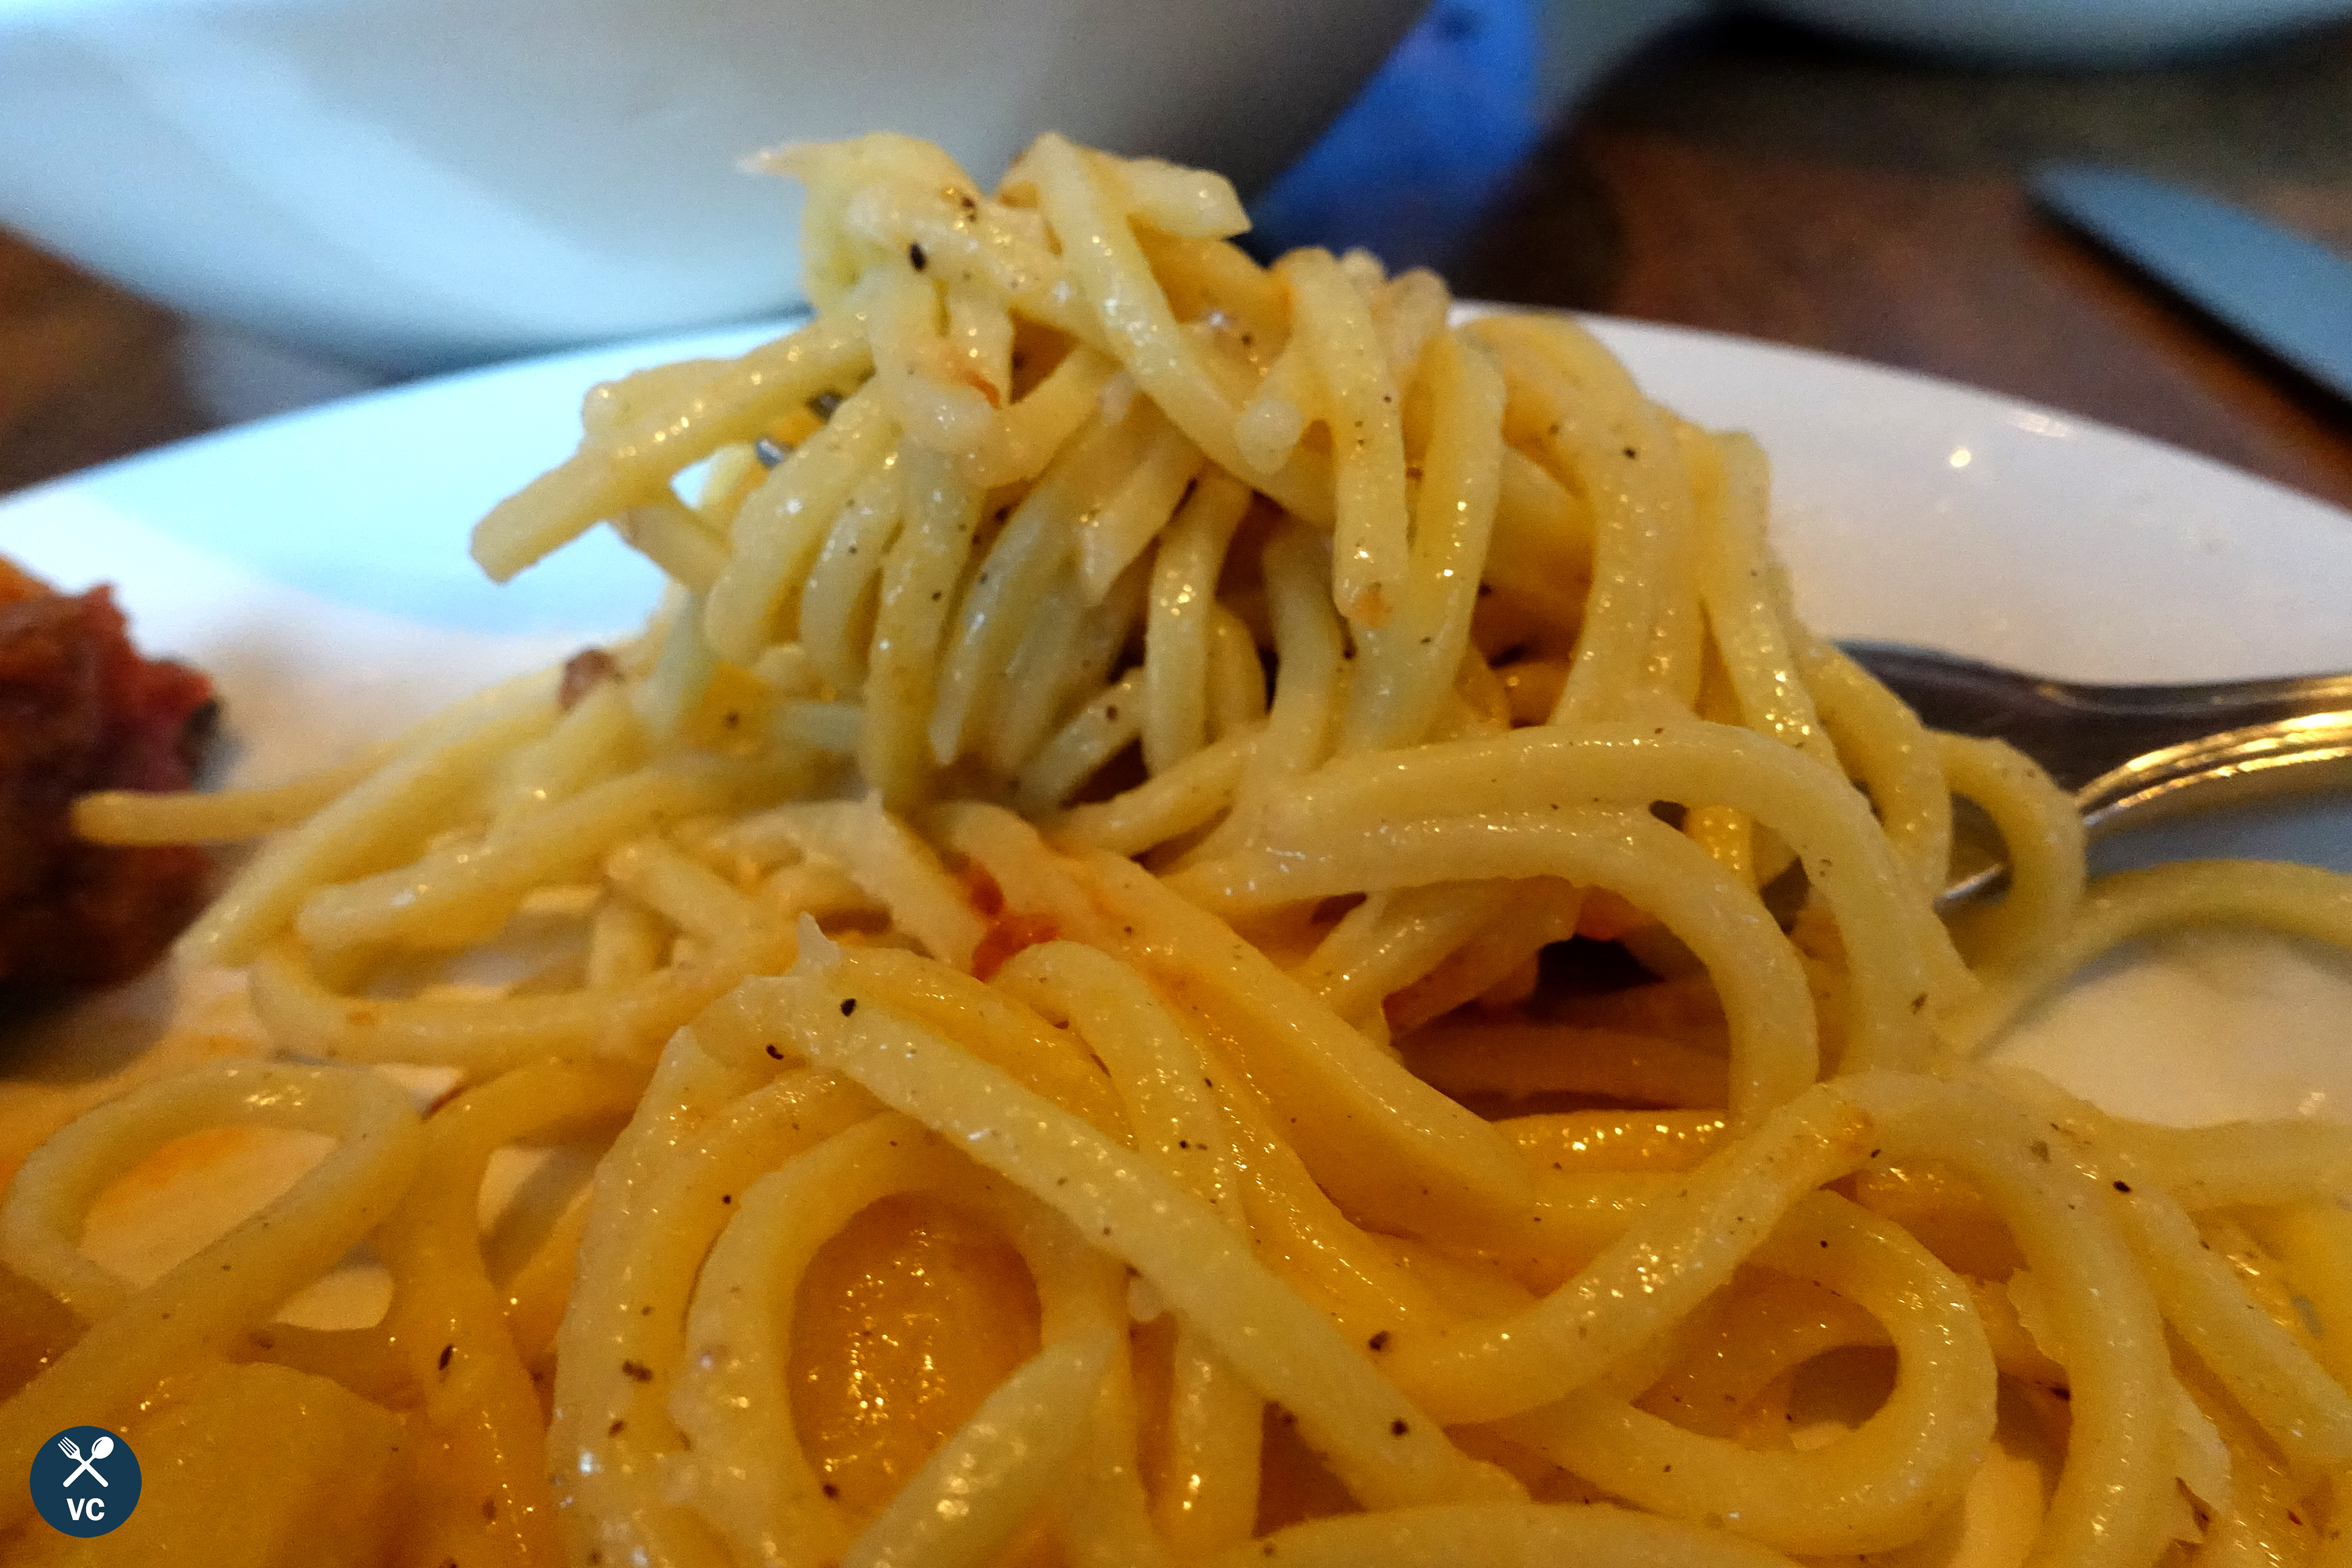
[1837,642,2352,903]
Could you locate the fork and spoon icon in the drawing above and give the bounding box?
[55,1435,112,1488]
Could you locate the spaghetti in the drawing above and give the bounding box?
[9,131,2352,1568]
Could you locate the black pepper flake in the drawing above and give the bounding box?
[840,997,858,1016]
[823,1482,840,1498]
[1390,1419,1409,1436]
[766,1044,784,1060]
[622,1360,653,1382]
[1623,445,1638,459]
[722,1194,733,1204]
[1105,705,1121,722]
[609,1418,628,1436]
[2113,1180,2132,1193]
[438,1344,454,1371]
[1368,1331,1390,1352]
[908,242,928,271]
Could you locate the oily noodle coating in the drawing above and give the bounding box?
[17,132,2352,1568]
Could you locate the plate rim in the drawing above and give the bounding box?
[7,305,2346,535]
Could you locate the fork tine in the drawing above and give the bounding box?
[1839,639,2352,792]
[1841,640,2352,907]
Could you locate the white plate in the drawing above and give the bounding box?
[5,312,2352,1138]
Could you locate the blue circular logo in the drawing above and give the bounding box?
[28,1427,140,1537]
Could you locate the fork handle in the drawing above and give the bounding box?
[1840,641,2352,792]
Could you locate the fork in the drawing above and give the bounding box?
[1837,642,2352,903]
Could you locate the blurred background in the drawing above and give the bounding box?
[2,0,2348,510]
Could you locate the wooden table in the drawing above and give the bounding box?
[3,12,2349,510]
[1458,14,2352,511]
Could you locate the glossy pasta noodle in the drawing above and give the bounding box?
[10,132,2352,1568]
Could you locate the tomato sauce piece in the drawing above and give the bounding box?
[0,558,217,996]
[957,862,1060,980]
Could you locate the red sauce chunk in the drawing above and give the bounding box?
[0,559,217,995]
[956,862,1060,981]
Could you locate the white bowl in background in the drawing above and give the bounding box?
[0,0,1423,373]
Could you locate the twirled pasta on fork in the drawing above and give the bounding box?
[12,131,2352,1568]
